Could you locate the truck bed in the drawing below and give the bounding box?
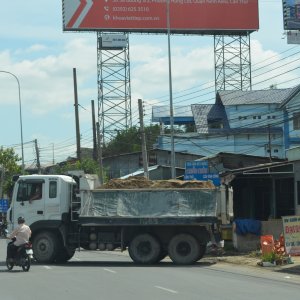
[79,188,218,226]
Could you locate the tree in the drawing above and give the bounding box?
[53,158,101,175]
[102,125,160,157]
[51,158,108,183]
[0,147,21,197]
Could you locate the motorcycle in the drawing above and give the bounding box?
[6,240,33,272]
[0,223,8,237]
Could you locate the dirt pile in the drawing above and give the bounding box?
[100,176,215,189]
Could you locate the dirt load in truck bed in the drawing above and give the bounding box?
[99,176,215,189]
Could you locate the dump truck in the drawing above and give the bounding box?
[7,173,232,265]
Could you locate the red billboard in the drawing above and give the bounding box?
[62,0,259,34]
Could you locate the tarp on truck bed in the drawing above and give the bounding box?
[80,189,218,218]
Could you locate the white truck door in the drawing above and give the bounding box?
[13,179,45,228]
[44,178,61,220]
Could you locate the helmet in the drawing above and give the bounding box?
[18,216,25,224]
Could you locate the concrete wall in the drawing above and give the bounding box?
[225,103,281,129]
[158,133,284,158]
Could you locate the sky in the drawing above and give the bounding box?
[0,1,297,168]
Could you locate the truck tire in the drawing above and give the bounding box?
[33,231,59,263]
[55,247,75,263]
[128,233,161,264]
[168,233,201,265]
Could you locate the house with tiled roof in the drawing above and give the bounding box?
[152,85,300,159]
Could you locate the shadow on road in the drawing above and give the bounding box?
[0,261,25,273]
[275,265,300,276]
[0,260,216,268]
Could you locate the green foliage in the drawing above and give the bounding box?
[0,147,21,197]
[52,158,108,182]
[102,125,160,157]
[53,158,99,174]
[261,251,283,263]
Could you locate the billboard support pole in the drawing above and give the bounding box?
[167,0,176,179]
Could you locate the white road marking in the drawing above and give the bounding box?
[154,286,178,294]
[103,268,116,274]
[44,266,52,270]
[284,276,291,279]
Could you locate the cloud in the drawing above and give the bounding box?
[0,37,96,115]
[251,39,299,89]
[26,44,48,53]
[131,43,215,106]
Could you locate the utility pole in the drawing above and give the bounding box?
[96,122,104,185]
[34,139,41,174]
[138,99,149,179]
[91,100,98,161]
[73,68,81,161]
[166,0,176,179]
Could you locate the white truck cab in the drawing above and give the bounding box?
[7,175,76,232]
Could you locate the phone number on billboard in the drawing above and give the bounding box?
[113,6,150,12]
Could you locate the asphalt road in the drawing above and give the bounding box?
[0,238,300,300]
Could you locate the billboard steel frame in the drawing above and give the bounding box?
[97,32,132,144]
[214,34,252,92]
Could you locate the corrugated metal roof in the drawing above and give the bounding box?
[191,104,229,133]
[218,86,300,105]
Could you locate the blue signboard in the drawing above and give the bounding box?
[185,161,208,175]
[184,160,220,186]
[0,199,9,213]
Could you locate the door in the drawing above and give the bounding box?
[13,179,45,228]
[44,179,61,220]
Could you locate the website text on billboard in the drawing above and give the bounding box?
[62,0,259,34]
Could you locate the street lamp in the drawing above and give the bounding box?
[0,71,25,174]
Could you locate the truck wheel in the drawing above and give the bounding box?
[168,233,200,265]
[33,231,59,263]
[128,233,161,264]
[55,247,75,263]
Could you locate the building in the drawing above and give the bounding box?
[153,85,300,159]
[103,149,203,179]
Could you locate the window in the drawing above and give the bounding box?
[208,119,223,129]
[258,116,261,119]
[49,181,57,198]
[17,181,43,202]
[293,113,300,130]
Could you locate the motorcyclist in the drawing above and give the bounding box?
[7,216,31,262]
